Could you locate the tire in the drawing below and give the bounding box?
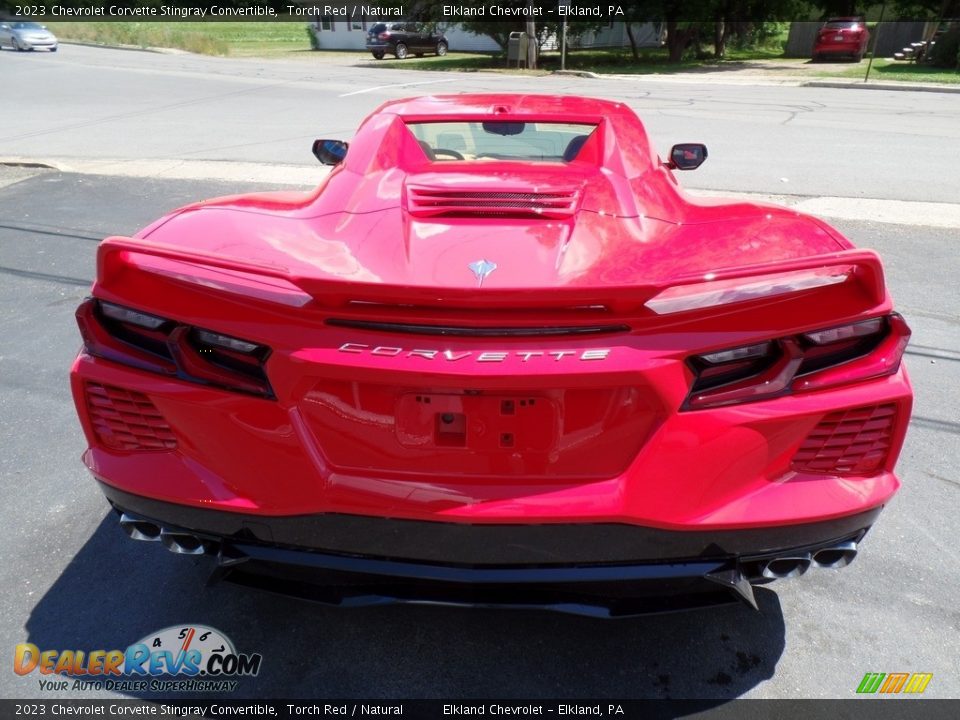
[371,51,384,60]
[394,43,408,60]
[50,47,58,53]
[14,39,25,52]
[437,41,448,57]
[853,53,862,62]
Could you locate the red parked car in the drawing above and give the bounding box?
[813,17,871,61]
[71,95,912,616]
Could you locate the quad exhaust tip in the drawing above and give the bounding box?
[160,529,207,555]
[758,541,859,579]
[119,513,161,542]
[118,513,208,555]
[760,553,812,580]
[812,540,858,569]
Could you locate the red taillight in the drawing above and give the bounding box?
[76,298,274,398]
[792,404,897,475]
[378,32,390,40]
[76,300,177,376]
[684,314,909,410]
[793,314,910,393]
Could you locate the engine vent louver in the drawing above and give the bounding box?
[85,382,177,451]
[406,187,579,218]
[792,404,897,475]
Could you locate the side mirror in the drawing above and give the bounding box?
[312,139,348,166]
[668,143,708,171]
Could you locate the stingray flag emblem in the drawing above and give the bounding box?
[468,259,497,287]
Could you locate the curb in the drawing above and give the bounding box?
[554,69,958,93]
[803,79,960,94]
[0,161,58,170]
[552,69,600,79]
[61,40,189,56]
[4,158,959,228]
[0,156,322,186]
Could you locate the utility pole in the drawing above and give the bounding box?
[561,0,569,70]
[561,19,568,70]
[865,3,886,83]
[526,0,537,70]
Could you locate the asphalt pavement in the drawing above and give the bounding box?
[0,167,957,701]
[4,44,960,203]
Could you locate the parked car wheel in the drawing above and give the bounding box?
[14,38,25,51]
[371,51,384,60]
[853,52,863,62]
[50,46,57,52]
[437,41,448,56]
[394,43,408,59]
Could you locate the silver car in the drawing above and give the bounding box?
[0,21,58,52]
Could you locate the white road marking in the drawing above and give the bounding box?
[689,189,960,229]
[338,79,456,98]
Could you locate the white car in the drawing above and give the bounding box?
[0,21,58,52]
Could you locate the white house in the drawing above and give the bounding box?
[308,19,501,52]
[308,20,663,53]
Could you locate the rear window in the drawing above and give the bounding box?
[406,121,597,163]
[824,21,860,29]
[369,23,386,34]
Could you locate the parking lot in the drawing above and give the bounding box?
[1,45,959,701]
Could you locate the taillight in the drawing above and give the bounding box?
[378,32,390,40]
[76,298,274,398]
[684,314,909,410]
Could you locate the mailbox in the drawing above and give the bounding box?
[507,31,529,68]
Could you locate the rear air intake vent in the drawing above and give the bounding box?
[791,403,897,475]
[85,383,177,451]
[406,187,579,218]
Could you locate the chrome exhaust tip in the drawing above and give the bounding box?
[760,553,812,580]
[812,541,858,569]
[160,529,207,555]
[119,513,161,542]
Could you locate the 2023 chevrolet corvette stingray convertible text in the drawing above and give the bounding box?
[70,95,912,616]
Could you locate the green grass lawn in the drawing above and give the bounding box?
[44,22,960,86]
[815,58,960,84]
[381,49,753,76]
[46,21,314,57]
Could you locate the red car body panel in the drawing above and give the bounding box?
[70,95,911,612]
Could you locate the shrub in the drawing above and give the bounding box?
[930,26,960,69]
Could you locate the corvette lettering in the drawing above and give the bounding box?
[337,343,610,362]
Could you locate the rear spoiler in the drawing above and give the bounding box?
[97,237,886,315]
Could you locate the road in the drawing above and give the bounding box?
[4,44,960,202]
[1,44,959,703]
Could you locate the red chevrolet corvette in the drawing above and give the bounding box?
[70,95,911,615]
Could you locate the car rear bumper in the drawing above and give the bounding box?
[72,351,910,530]
[100,482,881,616]
[814,42,864,54]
